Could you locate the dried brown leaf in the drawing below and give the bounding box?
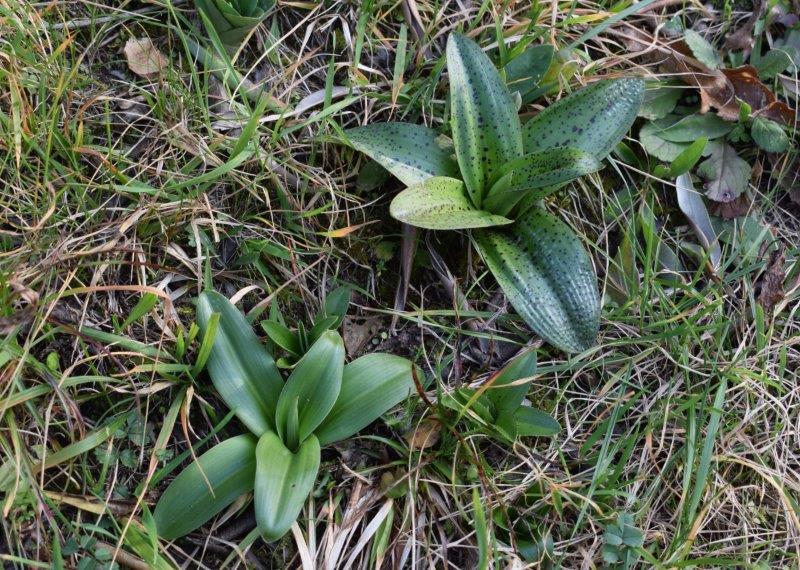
[124,38,168,77]
[756,246,786,312]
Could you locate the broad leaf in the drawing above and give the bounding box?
[254,431,320,542]
[275,331,344,449]
[197,291,283,436]
[321,285,351,327]
[390,177,513,230]
[154,435,257,540]
[315,354,417,446]
[345,123,459,187]
[484,350,537,416]
[655,113,732,143]
[638,82,682,120]
[522,78,644,159]
[514,407,560,436]
[696,142,751,202]
[504,44,554,103]
[684,29,721,70]
[484,148,601,215]
[751,117,790,153]
[447,33,523,207]
[474,208,600,353]
[261,320,301,356]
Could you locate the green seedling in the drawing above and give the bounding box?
[344,33,643,353]
[442,350,560,441]
[153,291,419,541]
[261,285,351,366]
[195,0,275,48]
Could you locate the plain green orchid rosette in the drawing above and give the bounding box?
[195,0,275,48]
[153,291,420,542]
[344,33,644,354]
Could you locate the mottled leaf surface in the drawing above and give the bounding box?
[197,291,283,436]
[447,33,523,207]
[475,208,600,353]
[254,431,320,542]
[345,123,459,187]
[390,177,513,230]
[522,79,644,158]
[484,148,601,215]
[154,435,257,540]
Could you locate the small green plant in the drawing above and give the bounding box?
[602,513,644,569]
[441,350,560,441]
[261,285,351,366]
[195,0,275,48]
[345,33,643,353]
[153,291,419,541]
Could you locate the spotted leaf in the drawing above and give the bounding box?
[484,148,601,216]
[522,79,644,159]
[447,33,523,208]
[474,208,600,353]
[345,123,459,187]
[390,176,513,230]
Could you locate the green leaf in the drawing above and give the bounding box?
[503,44,554,102]
[513,407,561,436]
[196,0,274,47]
[275,331,344,449]
[484,148,601,216]
[638,83,682,120]
[261,321,301,357]
[322,286,351,326]
[522,78,644,159]
[756,47,797,79]
[640,117,691,162]
[197,291,283,437]
[154,435,257,540]
[751,117,790,153]
[344,123,459,187]
[484,350,537,415]
[390,177,513,230]
[474,208,600,353]
[696,142,751,202]
[315,353,418,446]
[447,33,523,207]
[655,113,732,143]
[684,29,721,70]
[675,174,722,270]
[254,431,320,542]
[668,137,708,177]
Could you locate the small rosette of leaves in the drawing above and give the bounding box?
[195,0,275,47]
[343,33,643,353]
[154,291,419,542]
[441,351,561,441]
